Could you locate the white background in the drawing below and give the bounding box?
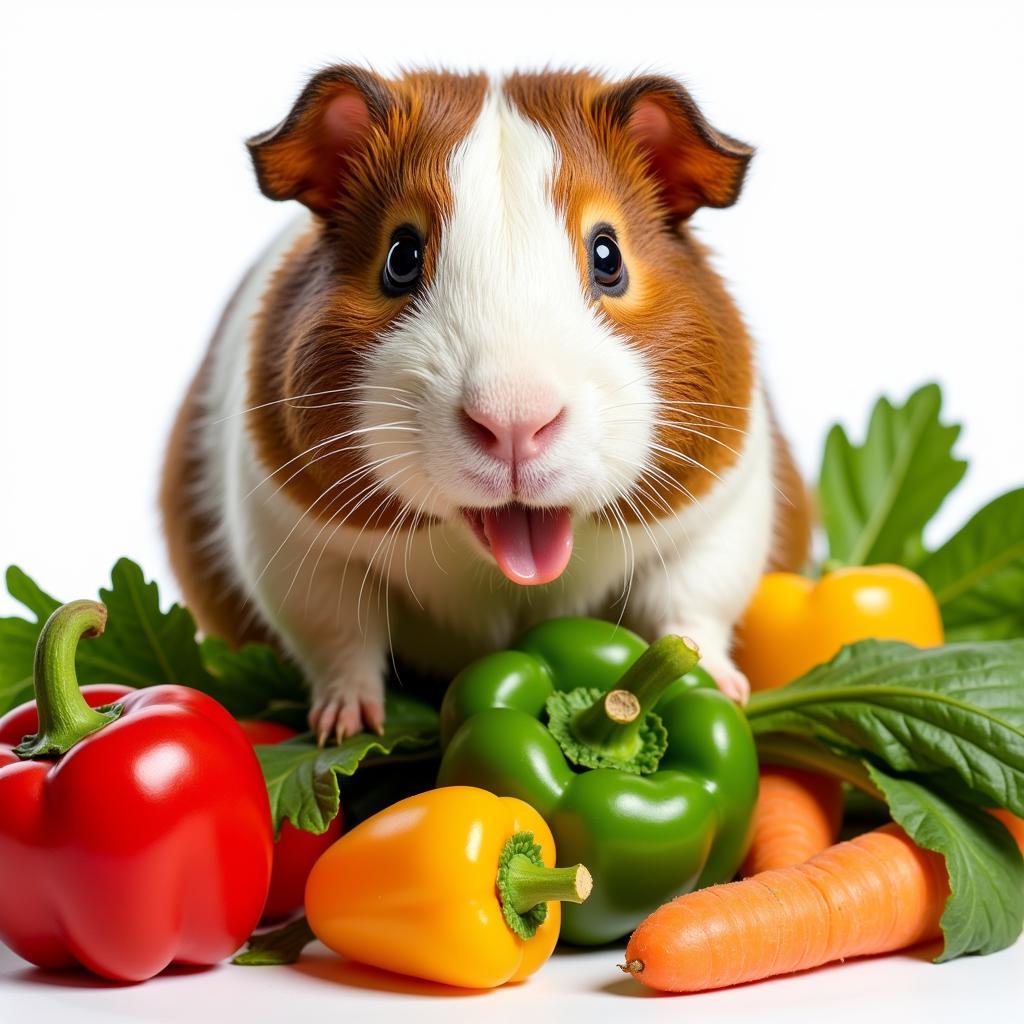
[1,0,1022,609]
[0,0,1022,1019]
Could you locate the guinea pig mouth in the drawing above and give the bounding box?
[462,504,573,586]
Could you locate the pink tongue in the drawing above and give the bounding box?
[482,505,573,586]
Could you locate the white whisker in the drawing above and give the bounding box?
[645,442,727,485]
[606,500,636,623]
[402,485,438,610]
[604,449,712,524]
[333,463,421,630]
[425,507,448,577]
[355,480,421,632]
[214,384,415,425]
[263,428,417,504]
[270,448,421,598]
[287,452,423,613]
[284,398,416,413]
[604,414,749,437]
[666,425,744,460]
[244,420,418,500]
[618,489,673,591]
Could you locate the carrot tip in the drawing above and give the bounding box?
[620,959,644,975]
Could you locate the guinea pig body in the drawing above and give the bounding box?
[162,69,810,741]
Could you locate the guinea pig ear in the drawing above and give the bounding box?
[247,65,392,217]
[598,76,753,221]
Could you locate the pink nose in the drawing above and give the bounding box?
[461,403,564,464]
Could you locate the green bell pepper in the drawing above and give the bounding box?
[437,617,758,946]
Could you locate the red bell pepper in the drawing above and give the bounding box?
[236,720,344,920]
[0,684,135,746]
[0,600,273,982]
[2,692,344,926]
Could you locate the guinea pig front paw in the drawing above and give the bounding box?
[697,652,751,706]
[308,675,386,746]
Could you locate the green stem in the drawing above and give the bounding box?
[233,916,316,966]
[570,635,699,758]
[754,733,885,800]
[496,831,592,940]
[504,855,592,914]
[14,600,123,759]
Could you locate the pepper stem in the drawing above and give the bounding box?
[496,831,592,940]
[504,855,593,914]
[570,635,699,759]
[14,600,123,759]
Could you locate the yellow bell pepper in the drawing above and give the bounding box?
[304,786,591,989]
[735,564,944,692]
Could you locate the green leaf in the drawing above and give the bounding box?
[201,636,309,725]
[2,558,221,697]
[87,558,215,690]
[751,643,1024,960]
[919,489,1024,641]
[754,731,1024,958]
[6,566,60,621]
[819,383,967,566]
[746,638,1024,816]
[0,558,311,723]
[0,567,61,713]
[256,690,440,834]
[233,917,315,966]
[866,766,1024,960]
[1,560,438,828]
[0,620,39,716]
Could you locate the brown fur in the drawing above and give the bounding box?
[505,70,805,569]
[245,69,488,531]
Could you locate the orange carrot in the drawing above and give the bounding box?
[623,823,949,992]
[989,808,1024,854]
[740,766,844,876]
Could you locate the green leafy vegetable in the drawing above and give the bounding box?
[201,636,309,729]
[918,488,1024,642]
[93,558,214,690]
[256,690,439,835]
[0,558,307,720]
[0,559,442,838]
[0,568,59,714]
[747,638,1024,814]
[748,637,1024,960]
[865,766,1024,960]
[6,566,61,621]
[819,383,966,567]
[233,916,315,966]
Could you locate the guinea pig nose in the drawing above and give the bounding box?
[461,404,565,464]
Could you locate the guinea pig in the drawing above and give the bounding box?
[161,66,811,744]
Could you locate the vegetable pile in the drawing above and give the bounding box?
[0,381,1022,993]
[437,622,758,945]
[625,822,955,992]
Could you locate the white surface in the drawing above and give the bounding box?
[0,0,1022,1020]
[1,936,1022,1023]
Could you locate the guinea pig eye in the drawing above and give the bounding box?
[592,232,625,292]
[382,229,423,295]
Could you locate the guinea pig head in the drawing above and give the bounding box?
[246,68,754,587]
